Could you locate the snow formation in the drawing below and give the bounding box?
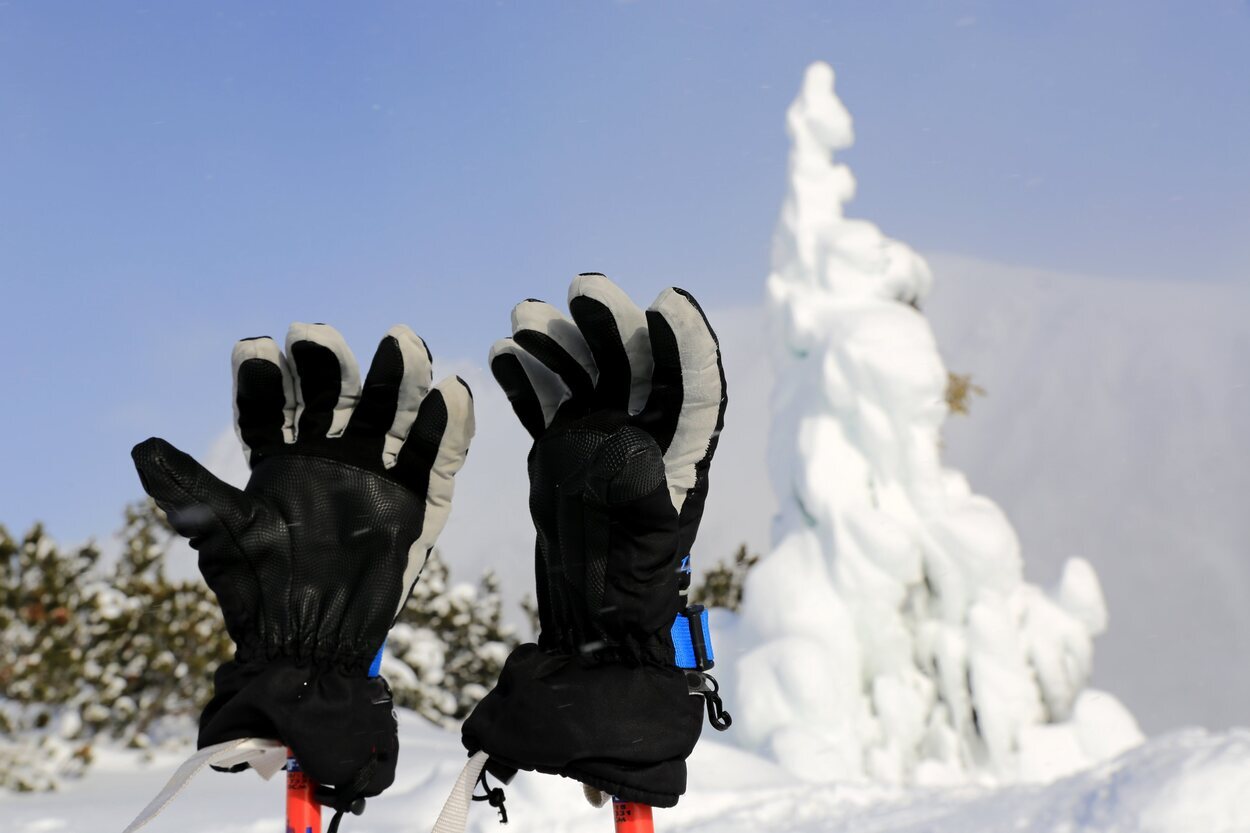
[717,62,1142,784]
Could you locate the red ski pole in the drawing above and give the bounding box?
[613,799,654,833]
[286,750,322,833]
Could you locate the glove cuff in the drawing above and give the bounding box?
[462,643,703,807]
[577,630,676,669]
[199,659,397,799]
[232,643,380,676]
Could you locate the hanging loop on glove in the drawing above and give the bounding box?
[687,670,732,732]
[472,768,510,824]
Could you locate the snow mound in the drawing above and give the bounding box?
[717,61,1141,784]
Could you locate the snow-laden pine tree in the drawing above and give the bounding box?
[720,62,1142,785]
[383,550,518,728]
[0,504,232,791]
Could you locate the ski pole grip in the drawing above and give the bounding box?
[612,799,654,833]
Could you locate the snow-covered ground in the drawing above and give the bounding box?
[6,714,1250,833]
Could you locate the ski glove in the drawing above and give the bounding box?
[131,323,473,808]
[461,274,727,808]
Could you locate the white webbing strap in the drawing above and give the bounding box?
[430,751,490,833]
[121,737,286,833]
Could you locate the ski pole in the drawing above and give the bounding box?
[286,750,322,833]
[612,799,654,833]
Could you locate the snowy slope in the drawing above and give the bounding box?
[7,718,1250,833]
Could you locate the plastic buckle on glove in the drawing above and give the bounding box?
[671,604,714,671]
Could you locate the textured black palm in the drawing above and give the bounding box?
[133,440,425,674]
[527,409,681,665]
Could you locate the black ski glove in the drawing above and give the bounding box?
[131,323,473,809]
[461,274,727,807]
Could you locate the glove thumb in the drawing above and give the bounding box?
[131,437,253,544]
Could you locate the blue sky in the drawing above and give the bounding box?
[1,0,1247,542]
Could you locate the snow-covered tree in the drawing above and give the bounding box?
[722,62,1142,785]
[383,549,517,727]
[0,504,232,791]
[0,524,100,790]
[78,502,232,745]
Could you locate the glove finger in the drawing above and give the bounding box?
[345,325,433,467]
[489,337,569,438]
[511,299,597,413]
[285,322,361,442]
[132,439,261,645]
[231,336,296,466]
[392,376,475,617]
[567,273,653,414]
[131,437,255,548]
[639,288,726,520]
